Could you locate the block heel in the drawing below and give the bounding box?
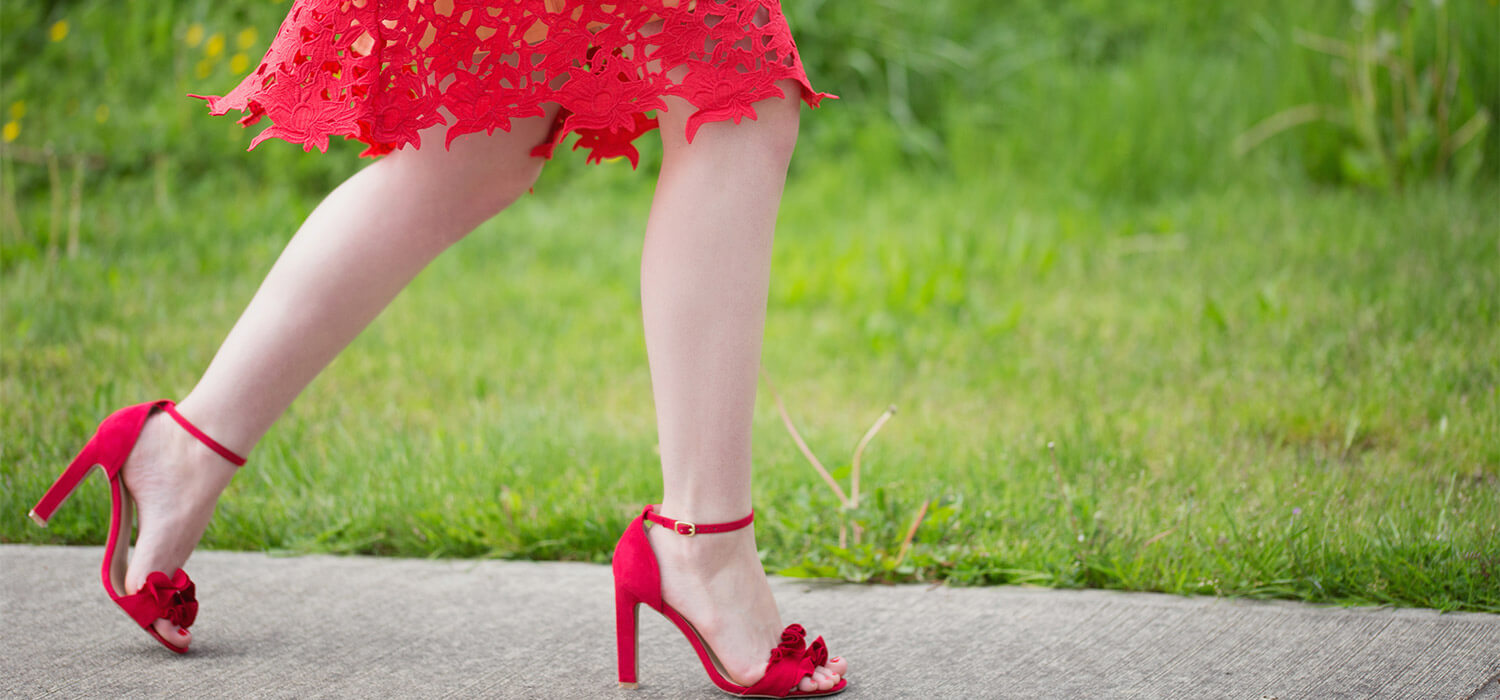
[609,505,846,697]
[615,584,641,688]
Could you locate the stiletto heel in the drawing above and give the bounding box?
[29,442,103,526]
[615,584,640,689]
[611,505,847,697]
[29,400,247,653]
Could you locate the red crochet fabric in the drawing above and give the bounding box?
[191,0,832,166]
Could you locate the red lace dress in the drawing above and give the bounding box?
[192,0,831,166]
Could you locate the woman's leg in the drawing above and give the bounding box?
[641,81,846,693]
[120,107,559,647]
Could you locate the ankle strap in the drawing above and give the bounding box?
[644,504,753,537]
[157,401,247,467]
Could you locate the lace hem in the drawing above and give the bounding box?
[190,0,833,166]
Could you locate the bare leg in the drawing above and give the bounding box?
[642,81,846,693]
[120,108,559,647]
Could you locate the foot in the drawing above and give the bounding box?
[648,524,848,694]
[119,411,241,649]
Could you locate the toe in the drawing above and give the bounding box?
[153,618,191,649]
[792,661,848,694]
[825,655,848,677]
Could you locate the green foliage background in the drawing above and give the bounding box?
[2,1,1497,611]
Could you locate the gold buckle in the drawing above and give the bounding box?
[674,521,697,536]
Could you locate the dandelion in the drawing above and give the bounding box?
[49,20,69,42]
[95,105,110,123]
[8,101,25,120]
[2,121,18,143]
[230,52,250,74]
[196,58,215,79]
[205,33,225,58]
[237,27,258,49]
[184,23,205,47]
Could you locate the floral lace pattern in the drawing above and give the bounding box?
[191,0,832,166]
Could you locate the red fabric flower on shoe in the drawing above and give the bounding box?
[769,623,808,662]
[139,569,199,628]
[743,623,839,696]
[805,636,829,669]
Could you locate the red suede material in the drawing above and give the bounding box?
[806,636,829,669]
[611,506,846,696]
[96,402,161,478]
[115,590,160,628]
[743,624,825,697]
[643,505,755,535]
[91,400,244,477]
[745,657,815,697]
[115,569,197,629]
[33,400,226,654]
[612,507,663,611]
[161,404,246,466]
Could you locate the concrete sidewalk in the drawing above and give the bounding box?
[2,545,1496,699]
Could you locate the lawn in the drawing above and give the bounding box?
[2,0,1497,612]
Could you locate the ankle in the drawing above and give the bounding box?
[172,396,259,460]
[648,525,760,574]
[174,437,239,496]
[655,498,752,527]
[131,416,239,494]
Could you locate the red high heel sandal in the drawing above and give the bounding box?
[613,505,848,697]
[29,400,246,654]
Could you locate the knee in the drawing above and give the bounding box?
[663,79,803,168]
[751,87,802,164]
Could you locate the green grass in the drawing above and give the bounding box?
[4,161,1497,611]
[2,0,1498,612]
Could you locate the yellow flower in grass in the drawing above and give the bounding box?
[237,27,258,49]
[9,101,25,120]
[185,23,205,48]
[3,121,19,143]
[50,20,69,42]
[95,105,110,124]
[196,58,215,79]
[230,52,250,74]
[205,33,225,58]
